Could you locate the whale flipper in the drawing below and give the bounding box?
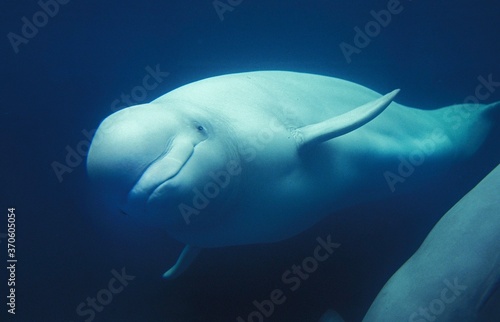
[162,245,202,280]
[295,89,399,148]
[318,309,345,322]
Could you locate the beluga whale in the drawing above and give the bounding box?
[86,71,498,279]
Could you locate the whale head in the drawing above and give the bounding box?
[87,102,238,227]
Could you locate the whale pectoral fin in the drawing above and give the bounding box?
[162,245,202,280]
[295,89,400,148]
[318,309,345,322]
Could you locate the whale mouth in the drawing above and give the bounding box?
[124,138,195,215]
[144,155,188,203]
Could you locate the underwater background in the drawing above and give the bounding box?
[1,0,499,321]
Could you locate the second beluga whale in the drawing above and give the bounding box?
[86,71,498,279]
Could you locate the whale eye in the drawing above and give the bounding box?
[194,122,207,134]
[192,121,208,140]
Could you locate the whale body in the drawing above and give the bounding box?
[362,164,500,322]
[86,71,498,278]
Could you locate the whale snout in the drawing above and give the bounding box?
[124,137,195,215]
[86,104,199,216]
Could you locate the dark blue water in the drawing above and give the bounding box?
[2,1,499,321]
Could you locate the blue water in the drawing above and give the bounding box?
[2,1,499,321]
